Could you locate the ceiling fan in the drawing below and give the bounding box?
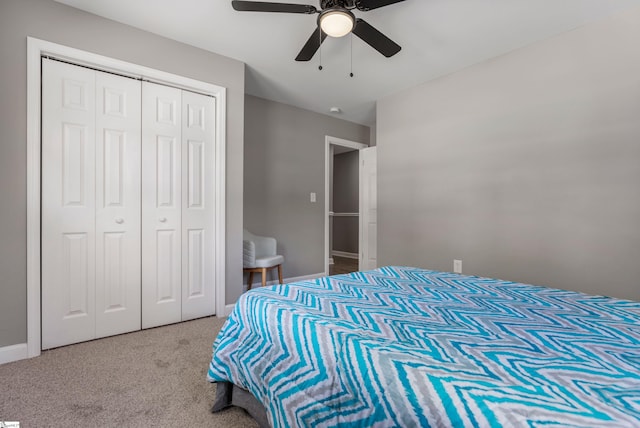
[231,0,405,61]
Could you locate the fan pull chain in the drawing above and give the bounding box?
[350,33,354,77]
[318,29,323,71]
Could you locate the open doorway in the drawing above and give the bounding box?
[324,136,367,276]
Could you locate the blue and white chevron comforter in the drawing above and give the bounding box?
[208,266,640,427]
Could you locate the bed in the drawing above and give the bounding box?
[207,266,640,427]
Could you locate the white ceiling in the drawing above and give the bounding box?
[56,0,639,126]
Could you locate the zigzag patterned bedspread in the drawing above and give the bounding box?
[208,266,640,427]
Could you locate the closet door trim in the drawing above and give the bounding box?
[26,37,226,358]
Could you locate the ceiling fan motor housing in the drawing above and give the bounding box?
[321,0,356,9]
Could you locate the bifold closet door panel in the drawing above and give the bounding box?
[42,59,97,349]
[94,71,142,338]
[181,91,216,320]
[142,82,183,329]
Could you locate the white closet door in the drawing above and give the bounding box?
[359,147,378,271]
[142,82,182,328]
[181,91,216,320]
[42,59,97,349]
[95,71,142,338]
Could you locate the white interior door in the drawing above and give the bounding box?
[42,59,97,349]
[94,71,142,338]
[359,146,377,271]
[142,82,183,329]
[42,59,143,348]
[181,91,216,320]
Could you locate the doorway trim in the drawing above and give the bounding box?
[324,136,367,276]
[26,37,227,358]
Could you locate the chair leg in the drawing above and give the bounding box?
[248,271,254,290]
[277,264,283,284]
[261,268,267,287]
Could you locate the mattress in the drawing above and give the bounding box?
[208,266,640,427]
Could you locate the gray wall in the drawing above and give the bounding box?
[244,95,369,283]
[377,7,640,301]
[0,0,245,347]
[333,151,359,254]
[332,217,359,254]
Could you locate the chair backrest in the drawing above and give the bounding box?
[243,229,278,267]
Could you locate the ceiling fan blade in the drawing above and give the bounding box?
[352,18,401,57]
[355,0,405,11]
[295,27,327,61]
[232,1,317,14]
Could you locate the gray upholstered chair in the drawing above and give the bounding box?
[243,229,284,289]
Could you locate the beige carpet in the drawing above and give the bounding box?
[0,317,258,427]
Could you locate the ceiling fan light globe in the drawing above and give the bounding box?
[319,10,355,38]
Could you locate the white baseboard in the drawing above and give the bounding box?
[223,304,235,317]
[242,272,326,293]
[331,250,359,260]
[283,272,326,284]
[0,343,28,365]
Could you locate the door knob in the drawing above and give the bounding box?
[115,217,124,224]
[159,217,167,223]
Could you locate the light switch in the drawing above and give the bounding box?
[310,192,317,203]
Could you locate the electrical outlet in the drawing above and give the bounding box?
[310,192,316,203]
[453,259,462,274]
